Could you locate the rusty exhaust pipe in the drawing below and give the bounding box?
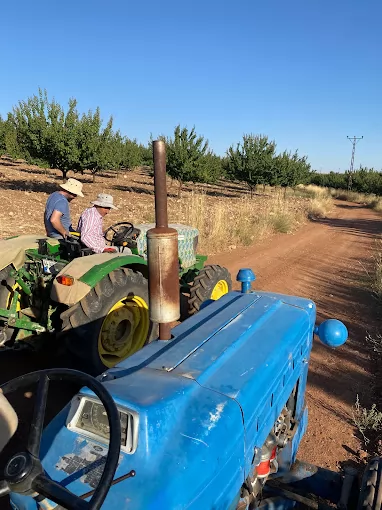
[147,140,180,340]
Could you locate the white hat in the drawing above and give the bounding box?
[91,193,118,210]
[60,178,84,197]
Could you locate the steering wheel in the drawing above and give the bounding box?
[0,369,121,510]
[104,222,135,246]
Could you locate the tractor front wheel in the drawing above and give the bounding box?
[188,264,232,314]
[61,268,158,375]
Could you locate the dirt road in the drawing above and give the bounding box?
[0,200,380,508]
[210,201,381,469]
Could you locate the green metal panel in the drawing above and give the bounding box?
[79,255,147,287]
[195,254,207,270]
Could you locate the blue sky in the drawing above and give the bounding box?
[1,0,381,172]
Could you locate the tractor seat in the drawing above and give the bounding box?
[61,235,94,259]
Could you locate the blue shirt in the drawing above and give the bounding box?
[44,191,72,238]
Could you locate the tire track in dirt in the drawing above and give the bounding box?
[210,201,381,469]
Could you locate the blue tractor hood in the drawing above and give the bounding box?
[16,290,317,510]
[112,290,316,430]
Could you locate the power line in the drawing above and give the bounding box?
[347,135,363,190]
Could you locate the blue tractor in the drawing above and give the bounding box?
[0,141,380,509]
[0,269,381,509]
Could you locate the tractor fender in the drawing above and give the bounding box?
[0,234,59,271]
[50,253,147,306]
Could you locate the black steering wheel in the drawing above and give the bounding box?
[0,369,121,510]
[104,222,135,246]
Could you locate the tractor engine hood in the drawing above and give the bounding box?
[112,290,316,437]
[14,291,317,510]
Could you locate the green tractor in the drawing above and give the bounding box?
[0,222,231,374]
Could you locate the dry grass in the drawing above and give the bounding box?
[368,198,382,212]
[296,184,331,199]
[307,197,333,219]
[170,193,309,254]
[330,188,382,211]
[299,186,382,214]
[0,161,334,256]
[371,240,382,300]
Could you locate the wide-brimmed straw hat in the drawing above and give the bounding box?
[60,178,84,197]
[91,193,118,210]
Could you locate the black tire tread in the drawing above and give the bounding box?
[189,264,232,314]
[61,268,156,375]
[358,457,382,510]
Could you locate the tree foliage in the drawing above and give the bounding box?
[226,134,276,196]
[225,134,312,196]
[0,89,146,180]
[310,167,382,195]
[165,125,222,197]
[7,90,382,198]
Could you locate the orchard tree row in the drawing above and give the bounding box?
[0,89,150,181]
[3,89,379,196]
[310,168,382,196]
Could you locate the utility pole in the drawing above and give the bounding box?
[347,135,363,190]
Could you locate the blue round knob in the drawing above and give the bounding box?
[314,319,348,348]
[236,268,256,282]
[236,268,256,294]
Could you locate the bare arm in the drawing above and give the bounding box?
[50,210,69,238]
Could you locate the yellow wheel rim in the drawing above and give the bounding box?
[7,283,21,312]
[98,296,149,368]
[210,279,229,301]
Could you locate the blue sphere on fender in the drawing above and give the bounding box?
[314,319,348,348]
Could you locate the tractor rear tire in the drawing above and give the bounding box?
[358,457,382,510]
[61,268,158,375]
[188,264,232,315]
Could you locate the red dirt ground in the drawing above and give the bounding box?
[209,201,381,470]
[0,193,381,507]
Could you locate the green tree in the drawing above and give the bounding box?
[226,134,276,197]
[9,89,120,180]
[120,138,143,170]
[0,114,21,157]
[272,150,311,197]
[11,89,50,166]
[44,97,81,179]
[166,125,219,197]
[76,108,116,181]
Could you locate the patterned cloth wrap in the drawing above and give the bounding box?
[135,224,198,269]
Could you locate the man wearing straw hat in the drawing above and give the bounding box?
[77,193,119,254]
[44,178,84,239]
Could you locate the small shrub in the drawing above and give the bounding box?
[270,212,293,233]
[353,395,382,445]
[366,333,382,355]
[308,197,333,219]
[369,198,382,212]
